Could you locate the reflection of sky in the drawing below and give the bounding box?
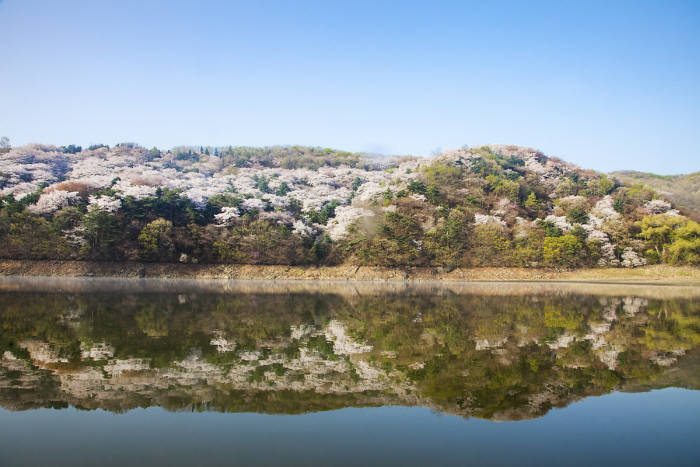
[1,388,698,466]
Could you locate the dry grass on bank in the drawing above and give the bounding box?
[0,260,698,285]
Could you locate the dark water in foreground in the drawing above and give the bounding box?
[0,278,698,466]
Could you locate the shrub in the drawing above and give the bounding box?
[542,235,582,268]
[524,192,540,211]
[79,210,123,260]
[423,163,462,187]
[470,224,512,266]
[492,178,520,203]
[138,218,175,262]
[666,239,700,265]
[358,211,426,267]
[423,208,472,268]
[566,207,589,225]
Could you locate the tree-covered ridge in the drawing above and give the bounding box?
[610,170,700,217]
[0,142,698,267]
[0,291,698,419]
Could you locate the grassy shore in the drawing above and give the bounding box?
[0,260,698,285]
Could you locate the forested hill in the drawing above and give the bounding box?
[610,170,700,216]
[0,143,698,267]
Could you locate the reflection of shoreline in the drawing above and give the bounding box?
[2,287,698,421]
[1,260,699,287]
[1,344,696,421]
[0,275,698,299]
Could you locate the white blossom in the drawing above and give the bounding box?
[621,248,646,268]
[27,190,80,214]
[113,180,158,199]
[241,198,266,211]
[354,182,387,203]
[292,220,316,237]
[88,195,121,213]
[543,215,572,233]
[326,206,375,240]
[590,196,620,225]
[259,211,294,225]
[214,206,240,225]
[643,199,680,216]
[474,213,506,227]
[644,199,672,214]
[0,182,40,199]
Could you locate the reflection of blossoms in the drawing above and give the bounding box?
[27,190,80,214]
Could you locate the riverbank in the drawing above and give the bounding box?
[0,260,698,285]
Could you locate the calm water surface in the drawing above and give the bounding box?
[0,278,698,466]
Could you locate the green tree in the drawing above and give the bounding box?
[666,220,700,265]
[358,211,426,267]
[426,184,441,205]
[587,174,616,196]
[471,224,512,266]
[542,235,583,268]
[524,192,539,211]
[488,177,520,203]
[424,208,472,268]
[138,218,175,262]
[80,210,123,260]
[637,214,686,260]
[566,207,589,225]
[0,136,10,154]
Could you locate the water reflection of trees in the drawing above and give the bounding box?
[0,291,698,420]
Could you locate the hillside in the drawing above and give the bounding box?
[0,143,698,268]
[610,170,700,215]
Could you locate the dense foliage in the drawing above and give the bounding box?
[611,170,700,217]
[1,143,698,267]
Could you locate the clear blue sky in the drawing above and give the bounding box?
[1,0,698,174]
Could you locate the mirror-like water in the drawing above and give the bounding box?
[1,278,699,466]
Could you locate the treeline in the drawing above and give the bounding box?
[160,144,371,170]
[1,144,698,268]
[1,184,698,267]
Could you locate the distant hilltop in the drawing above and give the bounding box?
[0,142,698,268]
[610,170,700,216]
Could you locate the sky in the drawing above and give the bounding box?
[1,0,699,174]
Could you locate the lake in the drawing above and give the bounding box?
[1,278,699,466]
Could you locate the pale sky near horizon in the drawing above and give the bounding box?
[1,0,699,174]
